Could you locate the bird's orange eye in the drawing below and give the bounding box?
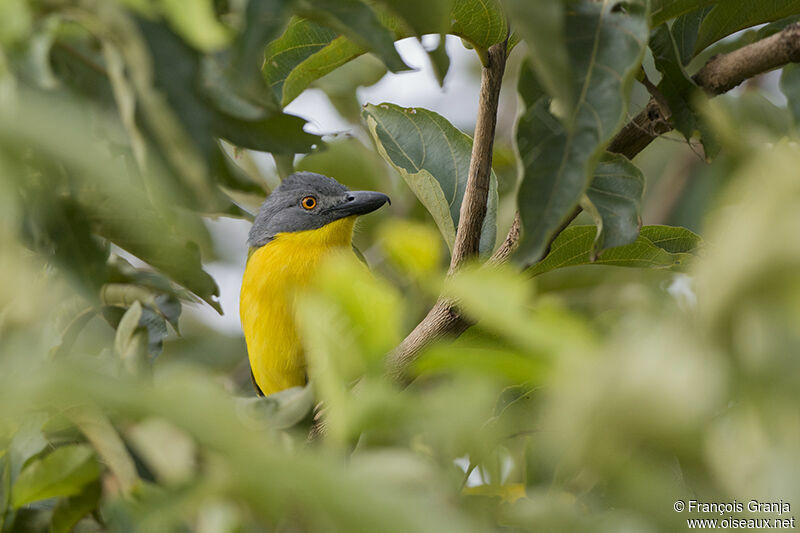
[301,196,317,210]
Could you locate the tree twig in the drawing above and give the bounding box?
[386,40,507,382]
[386,23,800,382]
[449,41,508,273]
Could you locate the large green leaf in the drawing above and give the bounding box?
[649,0,716,27]
[694,1,800,53]
[503,0,571,116]
[295,0,409,73]
[650,25,702,137]
[115,0,231,51]
[263,0,507,107]
[373,0,451,37]
[515,0,649,266]
[781,64,800,127]
[363,103,497,255]
[529,225,702,276]
[0,92,222,312]
[11,445,100,508]
[50,481,101,533]
[585,153,645,251]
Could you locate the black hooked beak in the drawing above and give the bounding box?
[333,190,391,217]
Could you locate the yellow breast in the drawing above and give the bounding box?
[240,216,357,395]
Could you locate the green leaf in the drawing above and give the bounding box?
[237,385,316,429]
[450,0,507,52]
[213,112,322,155]
[650,24,713,147]
[263,0,507,106]
[694,0,800,53]
[515,0,649,266]
[373,0,451,37]
[69,410,138,494]
[781,64,800,127]
[114,301,150,375]
[50,481,101,533]
[649,0,716,27]
[116,0,232,51]
[295,0,409,73]
[529,225,702,276]
[670,6,712,64]
[11,445,100,508]
[504,0,572,116]
[363,103,498,255]
[0,91,222,312]
[585,153,645,251]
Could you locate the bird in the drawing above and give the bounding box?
[240,172,390,396]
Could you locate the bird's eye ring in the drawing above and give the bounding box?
[301,196,317,210]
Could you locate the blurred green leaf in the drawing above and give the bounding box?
[263,0,507,107]
[312,54,387,122]
[781,64,800,127]
[649,0,716,27]
[373,0,451,37]
[378,219,443,279]
[0,0,31,47]
[694,0,800,53]
[504,0,571,116]
[295,0,409,72]
[127,419,197,484]
[214,111,322,154]
[515,0,649,265]
[119,0,231,51]
[11,445,99,508]
[529,225,702,276]
[363,103,498,255]
[114,301,150,374]
[296,136,390,191]
[69,409,139,495]
[50,480,101,533]
[585,153,645,252]
[237,385,316,430]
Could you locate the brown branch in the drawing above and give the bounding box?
[448,41,508,273]
[386,41,507,382]
[387,23,800,382]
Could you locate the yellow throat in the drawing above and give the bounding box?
[240,216,357,395]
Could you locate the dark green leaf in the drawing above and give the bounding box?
[373,0,451,37]
[529,225,702,276]
[50,481,101,533]
[694,0,800,53]
[114,302,150,375]
[263,0,508,107]
[313,54,387,122]
[585,153,644,251]
[295,0,409,72]
[213,112,321,154]
[363,103,498,255]
[650,24,709,145]
[70,409,138,494]
[264,18,342,106]
[504,0,571,115]
[11,445,100,508]
[515,0,649,265]
[670,6,712,64]
[781,64,800,127]
[650,0,717,27]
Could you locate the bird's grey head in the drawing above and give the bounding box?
[248,172,390,248]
